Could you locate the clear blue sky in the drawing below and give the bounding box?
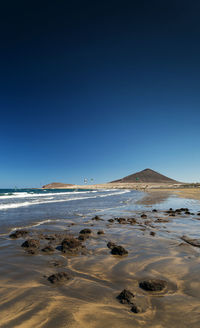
[0,0,200,188]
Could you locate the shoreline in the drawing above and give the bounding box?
[41,182,200,190]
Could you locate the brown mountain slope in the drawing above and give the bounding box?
[110,168,180,184]
[42,182,75,189]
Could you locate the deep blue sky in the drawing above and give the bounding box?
[1,0,200,187]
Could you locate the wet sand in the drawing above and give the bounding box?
[175,189,200,201]
[1,192,200,327]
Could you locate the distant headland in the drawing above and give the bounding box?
[42,168,184,190]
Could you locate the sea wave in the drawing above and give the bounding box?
[0,190,130,210]
[0,190,98,199]
[9,218,62,232]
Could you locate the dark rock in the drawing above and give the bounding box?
[141,214,147,219]
[139,279,167,291]
[131,304,141,313]
[21,239,39,248]
[111,246,128,256]
[9,230,29,239]
[169,213,175,217]
[78,234,88,241]
[61,237,82,252]
[97,230,104,235]
[45,235,56,241]
[79,228,92,234]
[92,215,103,221]
[116,218,127,224]
[117,289,135,304]
[127,218,137,224]
[197,212,200,216]
[107,241,116,249]
[48,272,71,284]
[108,219,114,223]
[26,249,38,255]
[185,211,191,215]
[155,218,169,223]
[181,235,200,248]
[41,245,54,253]
[152,209,157,212]
[150,231,156,236]
[166,210,174,214]
[180,208,189,212]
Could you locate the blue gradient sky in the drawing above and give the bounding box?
[1,1,200,187]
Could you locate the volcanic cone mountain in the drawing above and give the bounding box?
[111,169,179,184]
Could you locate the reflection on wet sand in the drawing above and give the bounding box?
[1,193,200,328]
[136,191,171,205]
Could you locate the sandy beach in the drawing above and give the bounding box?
[0,188,200,327]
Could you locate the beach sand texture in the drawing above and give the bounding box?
[0,190,200,327]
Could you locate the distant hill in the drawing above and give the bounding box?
[42,182,75,189]
[110,168,180,184]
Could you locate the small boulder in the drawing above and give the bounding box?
[41,245,54,253]
[79,228,92,234]
[107,241,116,249]
[141,214,147,219]
[92,215,103,221]
[48,272,71,284]
[10,230,29,239]
[156,218,169,223]
[127,218,137,224]
[61,237,82,252]
[27,249,38,255]
[78,234,88,241]
[117,289,135,304]
[111,246,128,256]
[97,230,104,235]
[108,219,114,223]
[131,304,141,313]
[116,218,127,224]
[21,239,39,248]
[139,279,167,292]
[45,235,56,241]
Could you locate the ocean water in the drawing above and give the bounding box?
[1,188,200,238]
[0,188,142,233]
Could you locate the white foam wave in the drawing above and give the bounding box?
[0,190,98,199]
[0,190,130,210]
[9,219,62,232]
